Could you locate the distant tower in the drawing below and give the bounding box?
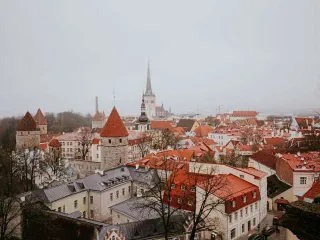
[92,96,106,128]
[16,112,40,150]
[100,107,129,170]
[34,108,47,135]
[135,95,150,132]
[143,61,156,119]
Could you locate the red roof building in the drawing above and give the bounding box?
[300,180,320,202]
[34,108,47,125]
[48,138,61,148]
[100,107,129,137]
[17,112,38,131]
[193,125,214,137]
[231,111,259,118]
[150,121,173,130]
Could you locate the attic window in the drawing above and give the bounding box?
[232,200,236,208]
[243,195,247,203]
[253,191,256,199]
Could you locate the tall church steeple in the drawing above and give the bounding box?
[145,61,154,96]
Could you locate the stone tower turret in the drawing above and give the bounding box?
[16,111,40,150]
[100,107,129,170]
[143,61,156,119]
[34,108,47,135]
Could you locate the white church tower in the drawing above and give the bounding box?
[143,61,156,119]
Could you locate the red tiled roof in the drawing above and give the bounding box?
[170,127,184,135]
[237,145,253,151]
[92,138,100,144]
[279,153,320,172]
[193,125,214,137]
[17,112,38,131]
[264,137,285,146]
[40,143,47,150]
[231,111,258,117]
[301,180,320,201]
[200,174,261,214]
[236,167,267,179]
[150,121,173,130]
[274,198,289,204]
[48,139,61,148]
[295,117,313,128]
[250,151,277,170]
[100,107,128,137]
[92,111,106,121]
[34,108,47,125]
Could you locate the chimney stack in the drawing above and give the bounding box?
[95,96,99,113]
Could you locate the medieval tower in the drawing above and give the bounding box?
[92,96,106,129]
[34,108,47,135]
[100,107,129,170]
[143,62,156,119]
[16,111,40,150]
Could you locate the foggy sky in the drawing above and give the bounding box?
[0,0,319,117]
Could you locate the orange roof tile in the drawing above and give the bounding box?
[150,121,173,130]
[48,139,61,148]
[34,108,47,125]
[40,143,47,150]
[193,125,214,137]
[17,112,38,131]
[301,180,320,201]
[100,107,128,137]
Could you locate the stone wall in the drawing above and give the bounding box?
[100,137,128,170]
[69,160,100,177]
[16,131,40,150]
[38,124,47,135]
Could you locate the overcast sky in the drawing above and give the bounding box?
[0,0,319,117]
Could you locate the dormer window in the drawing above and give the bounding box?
[243,195,247,203]
[170,184,175,189]
[180,185,186,190]
[253,191,256,199]
[191,187,196,192]
[232,200,236,208]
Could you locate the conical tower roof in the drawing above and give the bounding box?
[100,107,129,137]
[34,108,47,125]
[17,111,38,131]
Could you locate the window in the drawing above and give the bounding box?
[253,218,256,226]
[78,142,80,146]
[300,177,307,185]
[231,228,236,239]
[240,174,244,179]
[90,210,94,219]
[109,139,111,144]
[70,142,72,146]
[63,205,65,213]
[171,184,175,189]
[83,197,86,205]
[119,138,122,143]
[229,215,232,223]
[128,186,131,193]
[116,191,119,198]
[67,142,69,146]
[118,214,120,219]
[74,200,78,209]
[90,196,93,204]
[122,188,125,196]
[255,202,258,210]
[240,209,243,218]
[253,191,256,198]
[96,154,99,158]
[250,205,253,213]
[58,207,61,212]
[180,185,186,190]
[83,211,86,218]
[188,200,193,206]
[243,195,247,203]
[178,198,182,204]
[63,142,65,145]
[110,193,113,201]
[234,212,238,221]
[232,200,236,208]
[110,209,113,215]
[242,224,245,233]
[191,187,196,192]
[245,207,248,215]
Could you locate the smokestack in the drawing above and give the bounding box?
[95,96,99,113]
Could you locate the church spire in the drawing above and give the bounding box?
[145,60,153,96]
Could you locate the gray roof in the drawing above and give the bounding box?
[99,214,188,240]
[34,166,132,203]
[177,119,196,131]
[110,197,160,221]
[127,166,159,185]
[267,174,292,198]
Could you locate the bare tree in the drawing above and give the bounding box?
[136,132,151,158]
[76,128,92,160]
[40,148,66,181]
[135,157,229,240]
[152,129,180,150]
